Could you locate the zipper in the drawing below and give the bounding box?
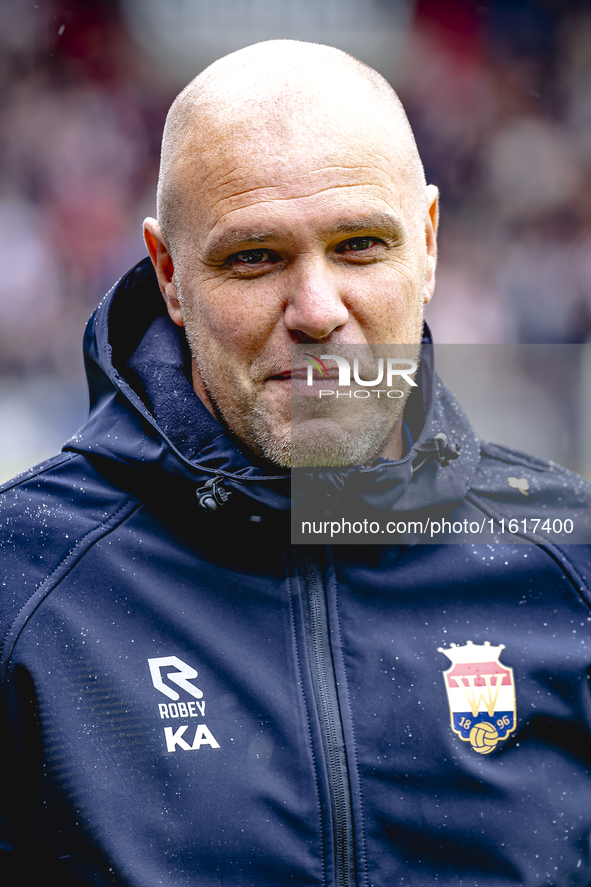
[299,548,356,887]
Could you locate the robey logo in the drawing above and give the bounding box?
[148,656,220,753]
[148,655,204,700]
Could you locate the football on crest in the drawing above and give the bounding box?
[469,722,499,754]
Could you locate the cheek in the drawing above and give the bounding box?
[344,265,422,336]
[191,282,283,353]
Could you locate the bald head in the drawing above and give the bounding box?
[156,40,426,254]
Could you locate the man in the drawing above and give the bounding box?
[1,40,590,887]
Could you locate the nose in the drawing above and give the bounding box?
[283,260,349,340]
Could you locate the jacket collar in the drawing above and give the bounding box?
[66,258,479,514]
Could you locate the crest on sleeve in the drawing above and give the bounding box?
[438,641,517,754]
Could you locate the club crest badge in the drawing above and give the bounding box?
[438,641,517,754]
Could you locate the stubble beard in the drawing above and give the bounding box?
[179,287,425,470]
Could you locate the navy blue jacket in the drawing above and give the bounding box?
[2,258,591,887]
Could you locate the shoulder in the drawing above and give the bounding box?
[0,452,140,643]
[467,440,591,546]
[473,440,590,501]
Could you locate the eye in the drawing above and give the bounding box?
[230,249,279,266]
[335,236,381,254]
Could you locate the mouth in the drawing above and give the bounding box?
[268,368,340,382]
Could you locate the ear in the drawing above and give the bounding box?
[423,185,439,305]
[143,218,184,327]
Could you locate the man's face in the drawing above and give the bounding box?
[146,111,437,467]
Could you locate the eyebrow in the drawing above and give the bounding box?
[202,212,406,262]
[203,229,293,262]
[329,213,406,239]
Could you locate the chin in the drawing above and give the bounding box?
[258,425,384,469]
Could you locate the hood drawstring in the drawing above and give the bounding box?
[196,435,460,508]
[411,433,461,478]
[196,477,233,512]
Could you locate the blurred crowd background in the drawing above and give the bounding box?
[1,0,591,480]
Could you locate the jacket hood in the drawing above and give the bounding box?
[65,258,479,515]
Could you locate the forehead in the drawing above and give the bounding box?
[175,108,414,243]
